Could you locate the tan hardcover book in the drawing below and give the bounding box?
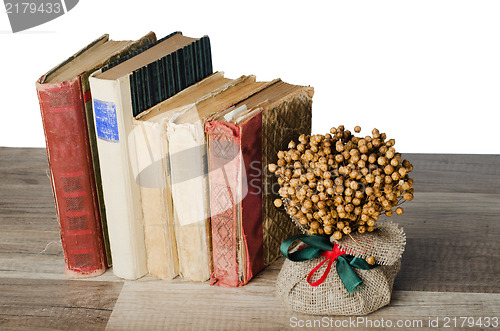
[246,82,314,265]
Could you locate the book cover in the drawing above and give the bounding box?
[205,108,264,286]
[35,32,157,278]
[165,76,273,282]
[131,72,232,280]
[261,87,314,265]
[89,32,212,279]
[205,80,314,286]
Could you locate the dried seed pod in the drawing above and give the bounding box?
[366,256,376,265]
[271,125,414,240]
[391,172,400,181]
[310,221,320,230]
[287,206,298,215]
[403,192,414,201]
[299,217,308,225]
[401,181,411,191]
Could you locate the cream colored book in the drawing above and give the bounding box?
[89,71,147,280]
[131,72,234,279]
[89,32,208,279]
[131,121,178,279]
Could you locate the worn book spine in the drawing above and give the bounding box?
[79,73,112,267]
[205,113,265,287]
[239,112,265,281]
[131,120,179,279]
[261,89,314,265]
[205,122,241,286]
[89,73,148,280]
[36,76,107,278]
[72,33,157,268]
[165,121,212,282]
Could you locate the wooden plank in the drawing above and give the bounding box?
[396,192,500,239]
[1,147,499,329]
[0,148,56,233]
[0,230,62,255]
[0,278,123,331]
[393,191,500,293]
[396,237,500,293]
[0,253,66,277]
[105,277,500,330]
[3,191,498,293]
[0,268,124,283]
[404,153,500,194]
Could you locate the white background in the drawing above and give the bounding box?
[1,0,499,153]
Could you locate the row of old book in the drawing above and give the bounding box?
[36,31,313,287]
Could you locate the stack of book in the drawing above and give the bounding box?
[36,31,313,286]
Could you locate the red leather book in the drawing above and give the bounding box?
[206,79,314,286]
[37,77,107,277]
[35,33,156,277]
[206,112,265,287]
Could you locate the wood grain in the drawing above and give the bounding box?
[1,147,499,330]
[404,153,500,194]
[105,278,500,331]
[0,278,122,331]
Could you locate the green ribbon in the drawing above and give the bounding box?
[280,234,377,292]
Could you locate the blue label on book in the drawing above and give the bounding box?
[94,99,119,142]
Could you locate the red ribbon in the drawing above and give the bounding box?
[306,244,346,287]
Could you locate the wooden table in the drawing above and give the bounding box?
[0,148,499,330]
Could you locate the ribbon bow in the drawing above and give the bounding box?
[280,234,377,292]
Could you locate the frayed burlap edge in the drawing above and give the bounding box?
[277,258,401,315]
[332,222,406,266]
[276,222,405,315]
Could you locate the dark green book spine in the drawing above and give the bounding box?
[137,68,144,116]
[129,34,213,116]
[166,54,175,98]
[148,62,157,109]
[158,56,166,102]
[130,74,138,118]
[162,56,169,100]
[194,39,203,81]
[132,70,138,116]
[174,50,184,93]
[203,36,213,77]
[185,43,194,87]
[200,37,208,78]
[142,66,151,112]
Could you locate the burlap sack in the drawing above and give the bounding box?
[276,222,406,316]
